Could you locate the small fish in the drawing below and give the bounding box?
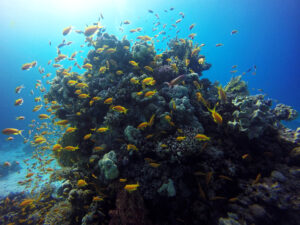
[176,136,186,141]
[165,75,186,88]
[119,178,127,182]
[188,33,196,40]
[77,179,88,187]
[14,98,24,106]
[242,153,249,159]
[198,58,205,65]
[93,146,105,151]
[207,105,223,125]
[129,60,139,67]
[130,77,140,84]
[219,175,233,181]
[82,63,93,70]
[217,85,227,102]
[16,116,25,120]
[195,134,210,141]
[66,127,77,133]
[96,127,109,133]
[144,66,153,72]
[124,183,140,192]
[216,43,224,47]
[21,63,32,70]
[15,85,25,93]
[137,122,148,130]
[64,145,79,151]
[99,66,106,74]
[4,161,11,166]
[189,23,196,30]
[84,24,102,36]
[127,144,138,151]
[231,30,238,35]
[149,162,160,168]
[104,97,113,104]
[111,105,128,114]
[144,90,157,98]
[78,94,90,99]
[2,128,23,135]
[176,19,182,24]
[83,133,92,140]
[55,120,69,125]
[148,114,155,127]
[93,196,103,202]
[252,173,261,185]
[62,26,72,35]
[116,70,124,75]
[52,144,62,151]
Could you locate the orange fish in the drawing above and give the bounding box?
[207,105,223,125]
[2,128,23,135]
[14,98,24,106]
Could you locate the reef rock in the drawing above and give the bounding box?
[228,95,274,139]
[98,151,119,181]
[272,103,298,121]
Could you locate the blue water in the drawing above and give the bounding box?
[0,0,299,135]
[0,0,299,185]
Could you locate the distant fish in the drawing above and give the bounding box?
[14,98,24,106]
[15,85,24,93]
[231,30,238,35]
[216,43,224,47]
[62,26,72,36]
[148,9,153,13]
[189,23,196,30]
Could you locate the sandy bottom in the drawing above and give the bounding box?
[0,143,59,198]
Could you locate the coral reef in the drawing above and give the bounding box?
[98,151,119,181]
[228,95,274,139]
[37,30,300,225]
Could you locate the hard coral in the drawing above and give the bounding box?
[109,190,152,225]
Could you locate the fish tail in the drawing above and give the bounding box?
[19,130,24,137]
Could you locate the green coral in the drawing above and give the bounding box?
[157,179,176,197]
[98,151,119,180]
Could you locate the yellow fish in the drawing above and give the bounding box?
[176,136,186,141]
[77,179,88,187]
[127,144,138,151]
[144,66,153,72]
[124,183,140,192]
[96,127,109,133]
[111,105,128,114]
[78,94,90,99]
[144,90,157,98]
[194,134,210,141]
[129,61,139,67]
[116,70,124,75]
[64,145,79,151]
[130,77,139,84]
